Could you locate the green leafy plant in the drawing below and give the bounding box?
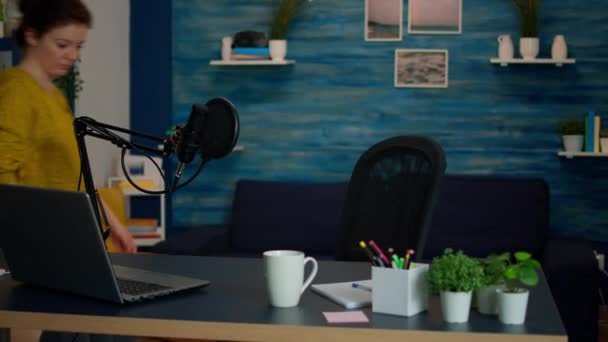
[559,119,584,136]
[0,0,4,22]
[53,64,84,106]
[512,0,538,37]
[270,0,308,39]
[480,252,510,286]
[426,248,484,293]
[502,251,541,293]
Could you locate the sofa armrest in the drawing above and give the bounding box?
[147,225,231,256]
[542,238,598,342]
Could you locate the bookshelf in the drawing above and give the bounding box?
[108,176,166,247]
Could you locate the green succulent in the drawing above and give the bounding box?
[480,252,510,286]
[559,119,584,136]
[426,248,484,293]
[502,251,541,293]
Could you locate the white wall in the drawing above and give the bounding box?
[77,0,130,186]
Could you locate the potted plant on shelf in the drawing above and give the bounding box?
[477,252,509,315]
[426,248,484,323]
[559,119,584,152]
[269,0,309,61]
[600,129,608,153]
[496,251,541,324]
[513,0,539,60]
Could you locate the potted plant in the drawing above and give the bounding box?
[496,251,541,324]
[0,0,5,38]
[600,129,608,153]
[426,248,484,323]
[559,119,584,152]
[268,0,309,61]
[54,64,84,110]
[477,252,509,315]
[512,0,539,59]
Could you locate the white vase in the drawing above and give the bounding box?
[601,138,608,153]
[497,288,529,324]
[269,40,287,61]
[440,291,472,323]
[477,285,500,315]
[551,35,568,60]
[562,135,584,152]
[520,37,539,60]
[497,34,514,60]
[221,36,233,61]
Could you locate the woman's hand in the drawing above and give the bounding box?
[109,221,138,253]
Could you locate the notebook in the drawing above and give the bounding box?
[311,280,372,309]
[0,184,209,304]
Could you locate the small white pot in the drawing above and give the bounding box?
[601,138,608,153]
[476,285,500,315]
[520,37,539,60]
[440,291,472,323]
[497,288,529,324]
[269,40,287,61]
[562,135,584,152]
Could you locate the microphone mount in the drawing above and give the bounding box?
[73,97,240,245]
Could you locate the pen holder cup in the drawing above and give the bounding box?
[372,263,429,317]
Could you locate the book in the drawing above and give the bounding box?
[311,280,372,309]
[595,115,601,153]
[233,47,270,55]
[231,54,271,60]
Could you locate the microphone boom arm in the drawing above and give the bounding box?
[73,117,174,241]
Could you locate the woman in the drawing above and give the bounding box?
[0,0,137,253]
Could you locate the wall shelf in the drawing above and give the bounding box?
[209,60,295,66]
[557,151,608,158]
[490,58,576,67]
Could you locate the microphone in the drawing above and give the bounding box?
[174,104,207,180]
[173,97,240,183]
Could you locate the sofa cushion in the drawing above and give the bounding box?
[424,175,549,259]
[231,179,348,256]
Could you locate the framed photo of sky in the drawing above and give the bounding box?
[365,0,403,41]
[408,0,462,34]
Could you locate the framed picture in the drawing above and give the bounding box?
[408,0,462,34]
[394,49,448,88]
[365,0,402,41]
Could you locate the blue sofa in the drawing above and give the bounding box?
[150,175,598,342]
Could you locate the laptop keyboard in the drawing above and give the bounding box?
[116,278,171,296]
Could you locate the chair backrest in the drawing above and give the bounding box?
[335,135,446,262]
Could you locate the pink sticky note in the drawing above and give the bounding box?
[323,311,369,324]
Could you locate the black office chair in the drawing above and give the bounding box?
[335,135,446,263]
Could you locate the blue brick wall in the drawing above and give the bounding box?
[170,0,608,242]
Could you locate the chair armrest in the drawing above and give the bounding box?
[542,238,598,342]
[147,225,231,256]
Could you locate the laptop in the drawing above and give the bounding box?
[0,184,210,303]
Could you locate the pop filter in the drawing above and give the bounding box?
[199,97,240,159]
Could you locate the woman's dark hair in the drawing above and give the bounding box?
[15,0,92,48]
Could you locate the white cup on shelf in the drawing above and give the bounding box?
[221,36,232,61]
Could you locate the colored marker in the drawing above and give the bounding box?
[368,240,391,266]
[392,254,402,269]
[352,283,372,292]
[359,241,379,266]
[405,249,415,269]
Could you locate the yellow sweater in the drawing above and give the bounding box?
[0,67,80,191]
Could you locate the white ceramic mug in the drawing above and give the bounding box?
[263,250,318,308]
